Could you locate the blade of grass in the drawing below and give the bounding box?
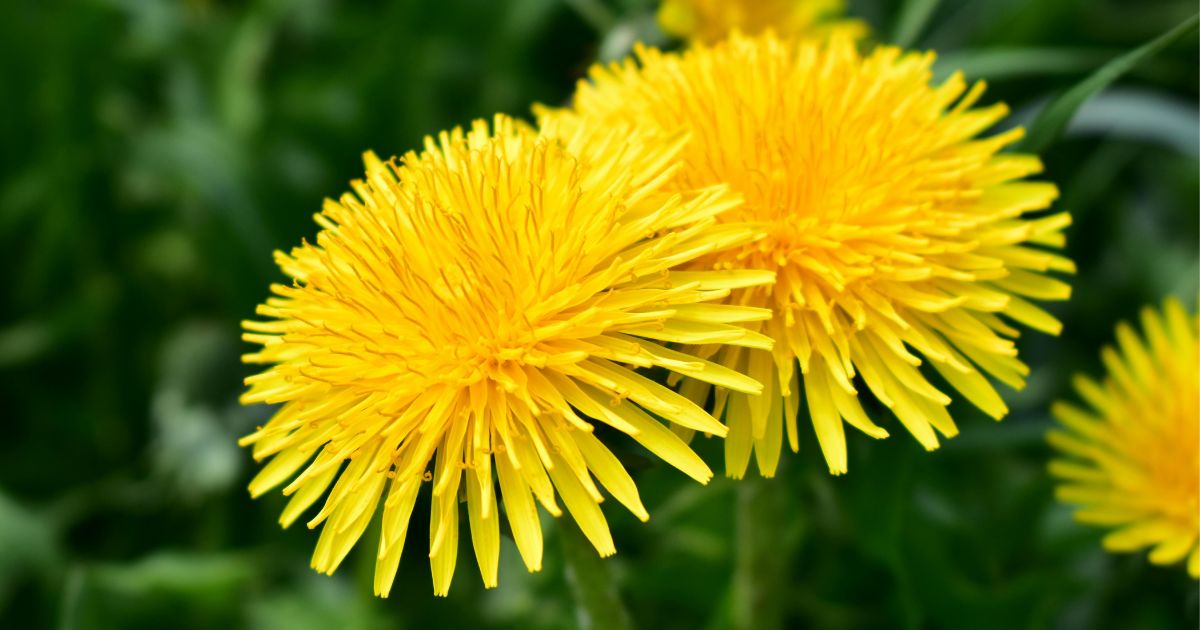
[1019,14,1199,153]
[934,48,1113,82]
[1069,89,1200,156]
[891,0,941,48]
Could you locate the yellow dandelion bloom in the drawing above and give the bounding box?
[239,114,773,596]
[1048,298,1199,578]
[541,33,1073,478]
[657,0,865,44]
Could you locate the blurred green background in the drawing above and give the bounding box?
[1,0,1196,628]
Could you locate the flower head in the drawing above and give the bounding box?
[1048,298,1199,578]
[542,33,1073,477]
[240,114,772,595]
[657,0,864,44]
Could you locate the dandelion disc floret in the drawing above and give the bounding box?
[1048,298,1199,578]
[542,33,1073,477]
[239,115,774,596]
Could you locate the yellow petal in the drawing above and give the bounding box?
[466,464,500,588]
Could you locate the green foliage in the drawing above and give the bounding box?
[890,0,940,48]
[0,0,1196,628]
[1019,14,1199,154]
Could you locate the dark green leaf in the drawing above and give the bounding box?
[934,48,1112,82]
[1019,15,1199,153]
[891,0,942,48]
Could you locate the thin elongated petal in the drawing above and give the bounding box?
[494,441,544,572]
[466,465,500,587]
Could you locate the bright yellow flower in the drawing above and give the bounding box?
[1048,298,1199,578]
[239,114,773,596]
[541,33,1072,478]
[657,0,865,44]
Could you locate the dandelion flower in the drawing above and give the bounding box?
[542,33,1073,477]
[239,114,773,596]
[1048,298,1199,578]
[657,0,864,44]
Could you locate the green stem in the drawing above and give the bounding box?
[560,519,634,630]
[732,476,790,630]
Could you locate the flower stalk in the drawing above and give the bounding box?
[561,518,634,630]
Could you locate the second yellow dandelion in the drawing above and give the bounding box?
[542,32,1074,477]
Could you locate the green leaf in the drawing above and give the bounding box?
[0,491,60,600]
[1019,15,1199,154]
[1067,88,1200,156]
[67,553,258,629]
[88,552,256,599]
[891,0,941,49]
[248,574,390,630]
[933,48,1112,83]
